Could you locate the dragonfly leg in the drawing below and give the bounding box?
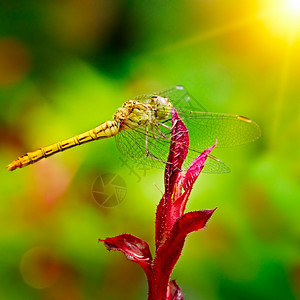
[149,123,172,140]
[146,149,174,166]
[156,119,188,139]
[151,125,158,139]
[144,124,173,165]
[157,121,172,130]
[147,123,187,172]
[144,125,160,158]
[145,124,150,156]
[160,118,172,124]
[168,119,190,139]
[154,124,170,139]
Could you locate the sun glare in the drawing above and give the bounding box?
[286,0,300,14]
[261,0,300,40]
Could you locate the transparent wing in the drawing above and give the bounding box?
[125,85,260,173]
[115,126,170,169]
[115,124,230,174]
[133,85,207,112]
[176,109,261,150]
[155,85,207,112]
[134,86,260,149]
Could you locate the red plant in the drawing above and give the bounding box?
[99,110,217,299]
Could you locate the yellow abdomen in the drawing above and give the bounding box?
[7,120,119,171]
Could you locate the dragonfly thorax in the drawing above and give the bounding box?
[115,100,150,130]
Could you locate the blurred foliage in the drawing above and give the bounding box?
[0,0,300,299]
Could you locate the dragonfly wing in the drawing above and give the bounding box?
[133,85,207,112]
[202,155,230,174]
[115,126,170,169]
[115,128,145,161]
[133,87,260,148]
[156,85,207,112]
[177,109,261,149]
[132,93,152,102]
[128,86,260,173]
[182,146,230,174]
[115,124,231,174]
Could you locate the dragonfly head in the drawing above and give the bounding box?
[151,95,172,120]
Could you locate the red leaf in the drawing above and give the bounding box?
[153,209,217,299]
[183,141,217,192]
[155,194,171,249]
[99,112,219,300]
[156,110,189,249]
[165,110,189,196]
[99,234,153,275]
[157,143,217,247]
[167,280,184,300]
[172,190,191,219]
[99,234,152,262]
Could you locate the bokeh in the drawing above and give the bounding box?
[1,1,299,299]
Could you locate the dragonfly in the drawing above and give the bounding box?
[6,85,261,173]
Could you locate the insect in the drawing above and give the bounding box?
[6,85,261,173]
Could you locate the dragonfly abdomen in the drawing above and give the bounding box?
[6,120,120,171]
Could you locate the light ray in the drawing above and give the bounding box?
[147,6,286,57]
[270,25,296,147]
[149,14,261,56]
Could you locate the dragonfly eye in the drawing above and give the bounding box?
[151,96,158,103]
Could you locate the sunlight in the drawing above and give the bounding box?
[265,0,299,145]
[261,0,300,41]
[147,1,300,56]
[286,0,300,15]
[150,16,257,55]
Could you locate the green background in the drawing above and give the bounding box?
[1,1,299,299]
